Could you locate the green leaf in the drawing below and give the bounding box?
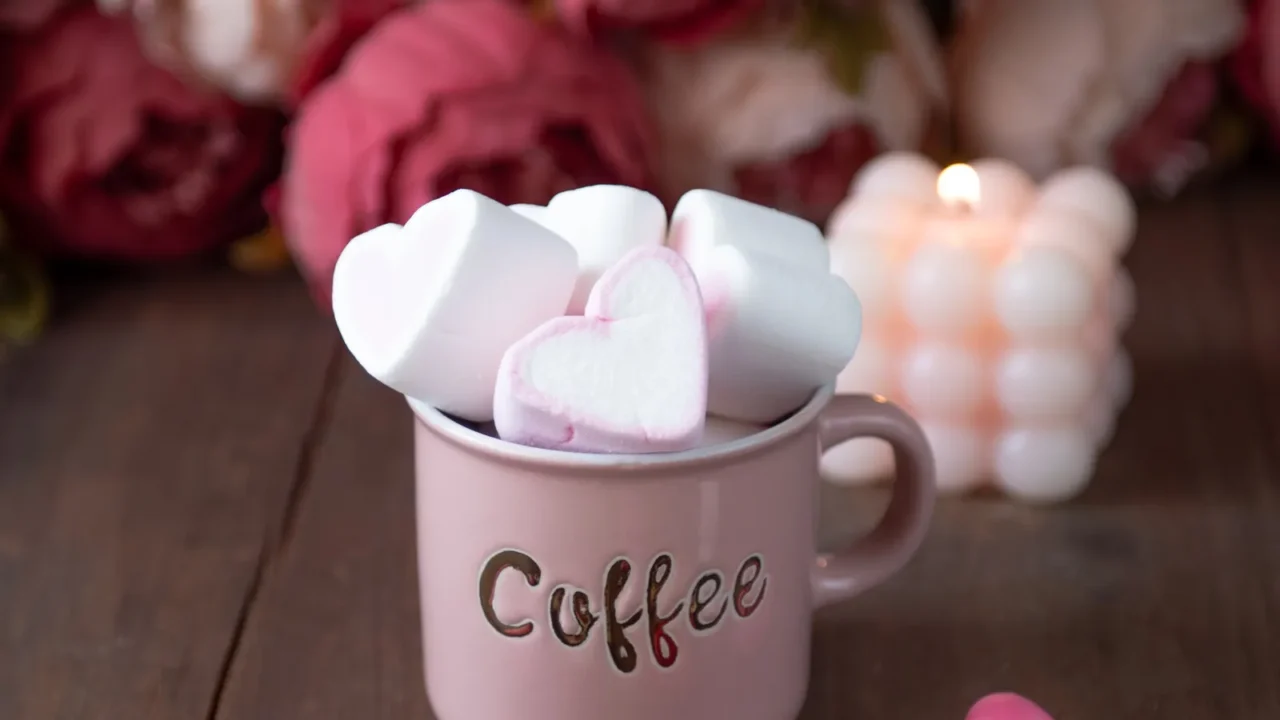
[1203,105,1257,169]
[794,0,894,96]
[0,224,51,345]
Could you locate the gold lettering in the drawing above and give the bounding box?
[732,555,767,619]
[478,549,541,638]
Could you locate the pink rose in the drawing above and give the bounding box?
[1231,0,1280,147]
[0,0,67,32]
[0,7,284,262]
[288,0,408,107]
[644,1,944,224]
[552,0,766,45]
[953,0,1245,194]
[279,0,655,304]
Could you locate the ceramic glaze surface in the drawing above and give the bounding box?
[411,389,935,720]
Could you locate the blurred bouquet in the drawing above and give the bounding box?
[642,0,947,222]
[1231,0,1280,147]
[0,0,944,312]
[95,0,414,106]
[951,0,1248,197]
[545,0,766,44]
[7,0,1279,327]
[0,0,68,31]
[0,5,284,262]
[273,0,946,301]
[278,0,655,303]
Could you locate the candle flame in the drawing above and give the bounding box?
[937,163,981,211]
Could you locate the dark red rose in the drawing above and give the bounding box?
[1231,0,1280,147]
[1110,62,1219,193]
[0,7,283,261]
[734,123,880,222]
[0,0,68,32]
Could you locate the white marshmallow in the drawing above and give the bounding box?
[670,189,830,276]
[695,245,862,423]
[332,189,578,422]
[509,203,551,225]
[542,186,667,313]
[494,246,707,453]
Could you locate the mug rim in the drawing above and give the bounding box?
[408,384,836,472]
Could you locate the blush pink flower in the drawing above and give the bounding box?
[953,0,1245,195]
[0,7,284,262]
[287,0,407,107]
[279,0,655,304]
[643,2,944,224]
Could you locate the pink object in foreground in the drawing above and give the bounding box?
[967,693,1056,720]
[494,246,708,453]
[280,0,655,305]
[0,7,283,262]
[411,387,936,719]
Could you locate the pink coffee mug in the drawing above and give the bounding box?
[411,386,936,720]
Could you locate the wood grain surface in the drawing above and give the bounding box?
[1,175,1277,720]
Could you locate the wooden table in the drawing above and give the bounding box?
[1,174,1277,720]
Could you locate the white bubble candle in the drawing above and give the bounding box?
[824,153,1136,503]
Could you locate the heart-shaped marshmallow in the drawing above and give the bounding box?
[515,186,667,314]
[671,190,862,424]
[332,189,578,422]
[494,246,708,453]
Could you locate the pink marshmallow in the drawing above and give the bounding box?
[966,693,1055,720]
[493,246,708,453]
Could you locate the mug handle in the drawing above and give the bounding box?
[812,394,937,609]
